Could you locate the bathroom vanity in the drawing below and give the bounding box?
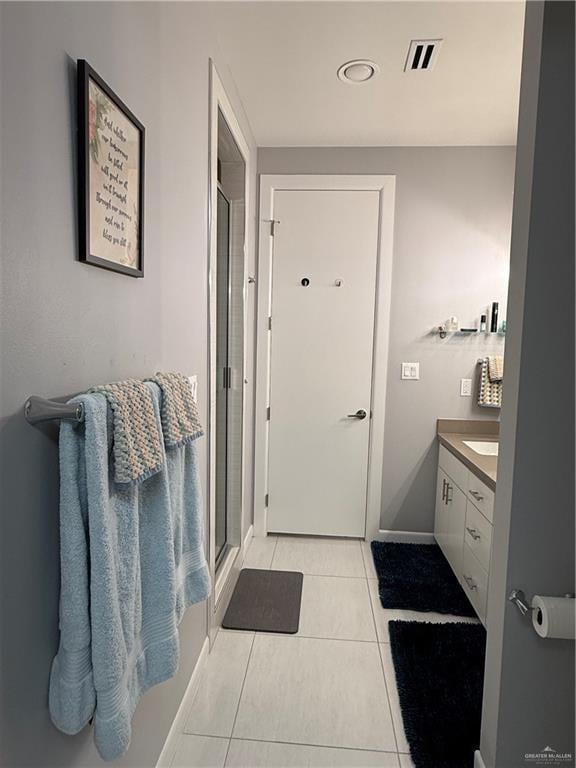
[434,419,499,626]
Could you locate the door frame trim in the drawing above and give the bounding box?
[254,174,396,541]
[207,60,250,642]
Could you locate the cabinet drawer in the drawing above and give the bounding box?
[439,445,469,493]
[467,473,495,523]
[462,544,489,625]
[464,501,493,571]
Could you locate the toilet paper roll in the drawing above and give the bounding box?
[531,595,575,640]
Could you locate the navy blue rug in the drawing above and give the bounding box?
[371,542,476,616]
[389,621,486,768]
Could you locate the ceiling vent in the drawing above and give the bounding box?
[404,39,443,72]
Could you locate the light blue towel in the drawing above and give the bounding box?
[49,383,210,760]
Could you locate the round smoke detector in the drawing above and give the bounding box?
[337,59,379,84]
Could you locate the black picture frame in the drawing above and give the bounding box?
[77,59,145,277]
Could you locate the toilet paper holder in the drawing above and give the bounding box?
[509,588,575,617]
[508,589,532,616]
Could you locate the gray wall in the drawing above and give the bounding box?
[480,2,575,765]
[258,147,514,532]
[0,3,256,766]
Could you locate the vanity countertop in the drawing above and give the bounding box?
[436,419,499,491]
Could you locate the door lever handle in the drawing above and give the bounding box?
[347,409,367,420]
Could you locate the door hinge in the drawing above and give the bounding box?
[266,406,271,421]
[265,493,269,508]
[268,316,272,331]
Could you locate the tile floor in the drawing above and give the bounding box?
[171,536,473,768]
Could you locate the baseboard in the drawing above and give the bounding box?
[376,529,436,544]
[155,636,209,768]
[474,749,487,768]
[242,524,254,561]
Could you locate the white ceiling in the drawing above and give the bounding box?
[211,1,525,146]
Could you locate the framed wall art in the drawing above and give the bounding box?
[77,59,145,277]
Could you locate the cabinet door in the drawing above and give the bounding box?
[434,467,450,560]
[444,479,466,579]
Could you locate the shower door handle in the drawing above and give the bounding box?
[347,409,367,420]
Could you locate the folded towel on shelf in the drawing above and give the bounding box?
[146,372,203,448]
[90,379,163,484]
[478,358,502,408]
[49,382,210,761]
[488,355,504,383]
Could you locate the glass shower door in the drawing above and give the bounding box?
[215,186,231,569]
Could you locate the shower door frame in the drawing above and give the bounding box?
[207,61,250,642]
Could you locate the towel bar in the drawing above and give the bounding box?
[24,396,85,425]
[25,376,197,426]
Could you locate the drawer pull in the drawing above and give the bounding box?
[470,490,485,502]
[466,526,481,541]
[445,483,453,504]
[441,478,447,502]
[463,574,478,591]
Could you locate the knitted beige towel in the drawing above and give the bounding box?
[488,355,504,383]
[147,372,204,448]
[478,358,502,408]
[91,379,164,484]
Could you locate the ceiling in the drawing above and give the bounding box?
[211,1,525,146]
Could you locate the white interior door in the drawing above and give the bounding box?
[267,188,380,537]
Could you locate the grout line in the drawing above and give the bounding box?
[366,570,400,755]
[219,629,378,644]
[223,632,257,765]
[268,535,279,569]
[227,735,402,756]
[271,571,367,580]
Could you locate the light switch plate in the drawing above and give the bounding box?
[460,378,472,396]
[401,362,420,380]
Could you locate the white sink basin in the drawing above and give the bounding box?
[463,440,499,456]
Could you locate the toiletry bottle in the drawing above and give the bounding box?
[490,302,499,333]
[448,316,458,332]
[480,314,487,333]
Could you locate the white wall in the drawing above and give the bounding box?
[258,146,514,533]
[0,3,256,766]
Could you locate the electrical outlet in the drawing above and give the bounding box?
[460,378,472,396]
[401,362,420,380]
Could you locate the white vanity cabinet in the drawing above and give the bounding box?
[434,444,496,625]
[434,464,467,578]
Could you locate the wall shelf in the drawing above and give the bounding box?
[432,326,506,340]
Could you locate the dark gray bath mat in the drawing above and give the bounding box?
[222,568,303,633]
[371,542,476,616]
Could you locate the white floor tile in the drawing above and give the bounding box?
[226,739,400,767]
[171,735,229,768]
[308,746,400,768]
[271,537,365,578]
[379,643,409,754]
[226,740,308,768]
[233,635,396,752]
[398,754,416,768]
[184,632,254,738]
[243,535,277,570]
[368,580,479,643]
[361,541,378,580]
[298,575,376,641]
